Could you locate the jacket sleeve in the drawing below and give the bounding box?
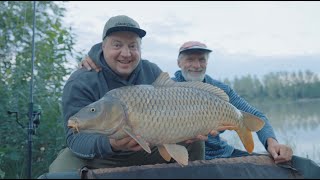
[62,73,115,159]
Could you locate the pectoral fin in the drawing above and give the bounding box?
[122,128,151,153]
[163,144,188,166]
[158,145,172,162]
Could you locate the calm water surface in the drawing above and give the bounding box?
[220,98,320,163]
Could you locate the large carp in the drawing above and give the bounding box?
[68,72,265,166]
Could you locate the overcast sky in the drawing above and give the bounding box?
[62,1,320,80]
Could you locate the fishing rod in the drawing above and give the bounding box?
[6,1,41,178]
[27,1,41,178]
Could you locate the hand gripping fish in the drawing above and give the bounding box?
[68,72,265,166]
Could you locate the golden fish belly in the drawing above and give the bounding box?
[109,86,243,145]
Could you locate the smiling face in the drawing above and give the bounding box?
[102,31,141,80]
[178,50,209,82]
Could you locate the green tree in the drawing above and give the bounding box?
[252,75,265,99]
[262,72,283,99]
[0,1,79,178]
[231,70,320,101]
[232,74,260,100]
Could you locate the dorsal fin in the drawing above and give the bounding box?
[153,72,229,102]
[175,81,229,101]
[152,72,176,87]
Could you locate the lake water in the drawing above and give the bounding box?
[220,98,320,163]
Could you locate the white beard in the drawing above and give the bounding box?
[181,68,206,82]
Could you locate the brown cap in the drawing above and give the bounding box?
[179,41,212,54]
[102,15,146,40]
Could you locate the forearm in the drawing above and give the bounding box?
[66,128,115,159]
[255,115,277,149]
[266,137,278,147]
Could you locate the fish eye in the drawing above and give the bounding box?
[90,108,96,112]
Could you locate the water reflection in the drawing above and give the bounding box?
[220,99,320,163]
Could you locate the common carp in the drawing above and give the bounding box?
[67,72,265,166]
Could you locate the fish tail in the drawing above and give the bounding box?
[241,111,265,132]
[235,126,254,153]
[236,111,265,153]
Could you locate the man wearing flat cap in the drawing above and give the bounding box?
[173,40,292,164]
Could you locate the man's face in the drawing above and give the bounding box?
[102,31,141,79]
[178,51,208,81]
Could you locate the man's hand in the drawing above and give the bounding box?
[267,138,293,164]
[185,125,236,144]
[78,55,101,72]
[184,134,209,144]
[110,135,148,152]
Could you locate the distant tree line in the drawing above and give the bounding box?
[222,70,320,101]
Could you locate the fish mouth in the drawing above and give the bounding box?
[68,118,80,133]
